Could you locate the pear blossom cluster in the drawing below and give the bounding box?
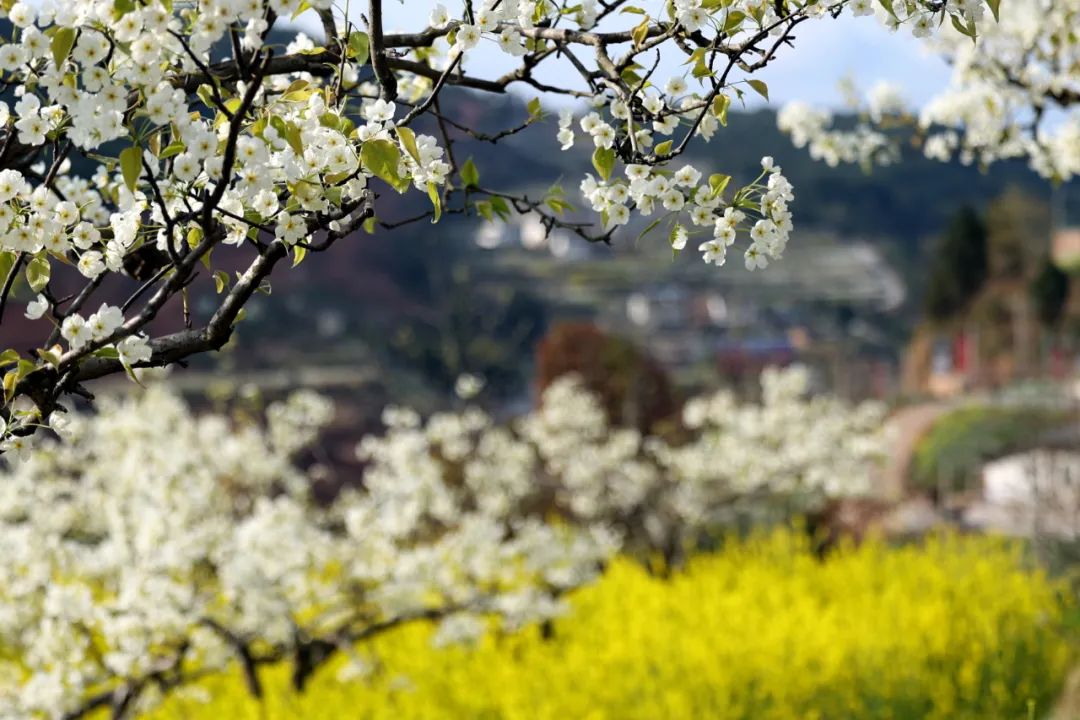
[918,0,1080,181]
[0,0,455,427]
[778,0,1080,181]
[0,0,1021,422]
[580,156,795,271]
[517,366,885,554]
[778,99,901,170]
[0,366,883,715]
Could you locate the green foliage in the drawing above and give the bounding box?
[360,139,407,193]
[911,404,1073,493]
[147,530,1073,720]
[346,31,369,65]
[119,146,142,192]
[924,206,989,322]
[460,157,480,188]
[24,256,50,293]
[1030,258,1070,328]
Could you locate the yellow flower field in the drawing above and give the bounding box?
[148,531,1072,720]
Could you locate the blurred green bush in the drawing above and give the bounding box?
[911,405,1073,494]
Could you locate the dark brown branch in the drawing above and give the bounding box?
[368,0,399,101]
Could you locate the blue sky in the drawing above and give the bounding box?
[353,2,953,110]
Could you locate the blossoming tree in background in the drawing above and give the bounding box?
[0,385,615,717]
[0,0,1028,450]
[0,366,882,717]
[778,0,1080,179]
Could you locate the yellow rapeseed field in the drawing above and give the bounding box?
[148,530,1073,720]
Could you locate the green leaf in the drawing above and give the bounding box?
[985,0,1000,21]
[5,358,40,398]
[0,251,15,284]
[592,147,616,181]
[709,173,731,198]
[619,5,647,14]
[747,79,769,101]
[196,84,215,109]
[158,142,185,160]
[213,270,230,294]
[119,146,141,192]
[631,18,650,48]
[527,97,542,119]
[360,139,408,193]
[187,227,203,249]
[712,94,730,126]
[621,68,644,87]
[36,346,62,368]
[546,196,575,215]
[284,123,304,156]
[291,0,311,19]
[281,89,313,103]
[490,196,511,221]
[722,10,746,33]
[25,256,50,293]
[50,27,76,66]
[475,200,494,221]
[461,157,480,189]
[654,140,673,156]
[635,217,663,243]
[949,12,977,41]
[397,126,421,163]
[427,182,442,223]
[348,31,370,65]
[0,349,20,367]
[292,245,307,267]
[682,48,706,67]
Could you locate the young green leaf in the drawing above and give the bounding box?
[213,270,230,294]
[712,94,730,126]
[361,139,408,193]
[709,173,731,198]
[461,157,480,189]
[427,182,442,223]
[50,27,76,66]
[397,126,421,163]
[119,146,142,192]
[292,245,307,267]
[348,31,370,65]
[25,256,50,293]
[747,79,769,101]
[592,147,616,181]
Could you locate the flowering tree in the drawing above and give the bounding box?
[0,385,616,718]
[778,0,1080,179]
[0,366,884,716]
[0,0,1014,451]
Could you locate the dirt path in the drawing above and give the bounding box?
[878,403,952,502]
